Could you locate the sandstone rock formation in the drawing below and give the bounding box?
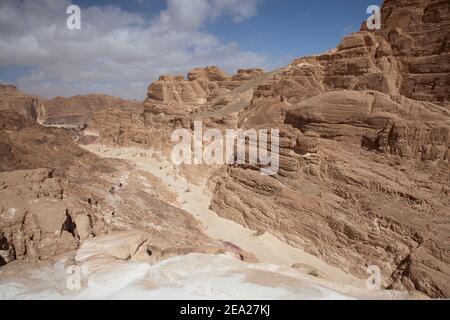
[0,0,448,300]
[144,66,267,115]
[0,166,84,263]
[78,2,450,297]
[207,0,450,298]
[0,84,44,122]
[232,68,265,82]
[82,67,272,159]
[42,94,143,128]
[0,110,244,267]
[0,84,143,129]
[376,0,449,106]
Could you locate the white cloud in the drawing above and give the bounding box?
[211,0,259,23]
[0,0,265,100]
[159,0,211,31]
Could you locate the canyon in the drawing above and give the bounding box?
[0,0,449,300]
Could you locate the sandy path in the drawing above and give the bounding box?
[82,144,366,288]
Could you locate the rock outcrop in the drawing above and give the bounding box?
[207,0,450,298]
[285,90,450,160]
[0,110,240,265]
[1,0,448,300]
[73,0,450,298]
[80,1,450,298]
[0,84,44,122]
[144,66,267,115]
[42,94,143,128]
[377,0,450,106]
[0,84,143,129]
[0,168,79,263]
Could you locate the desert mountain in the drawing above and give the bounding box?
[0,0,449,299]
[42,94,143,128]
[0,84,44,122]
[0,109,248,265]
[0,84,143,128]
[211,0,450,297]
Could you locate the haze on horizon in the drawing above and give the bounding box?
[0,0,382,100]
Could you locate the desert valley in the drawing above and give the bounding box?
[0,0,449,300]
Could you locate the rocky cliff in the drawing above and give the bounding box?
[42,94,143,128]
[79,1,450,297]
[1,0,448,299]
[0,110,245,267]
[207,0,450,298]
[0,84,44,122]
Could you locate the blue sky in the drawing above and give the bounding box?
[0,0,382,99]
[209,0,383,58]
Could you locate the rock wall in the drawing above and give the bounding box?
[42,94,143,128]
[0,84,44,122]
[144,67,266,114]
[209,0,450,298]
[0,110,234,265]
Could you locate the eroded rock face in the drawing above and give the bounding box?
[0,84,143,129]
[187,66,231,82]
[240,0,449,127]
[146,66,232,107]
[0,168,79,262]
[0,110,243,267]
[285,90,450,160]
[76,231,149,262]
[0,84,44,122]
[144,66,267,115]
[232,69,265,82]
[42,94,143,128]
[147,74,221,108]
[81,1,450,297]
[378,0,450,106]
[86,67,272,158]
[208,0,450,298]
[1,0,448,300]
